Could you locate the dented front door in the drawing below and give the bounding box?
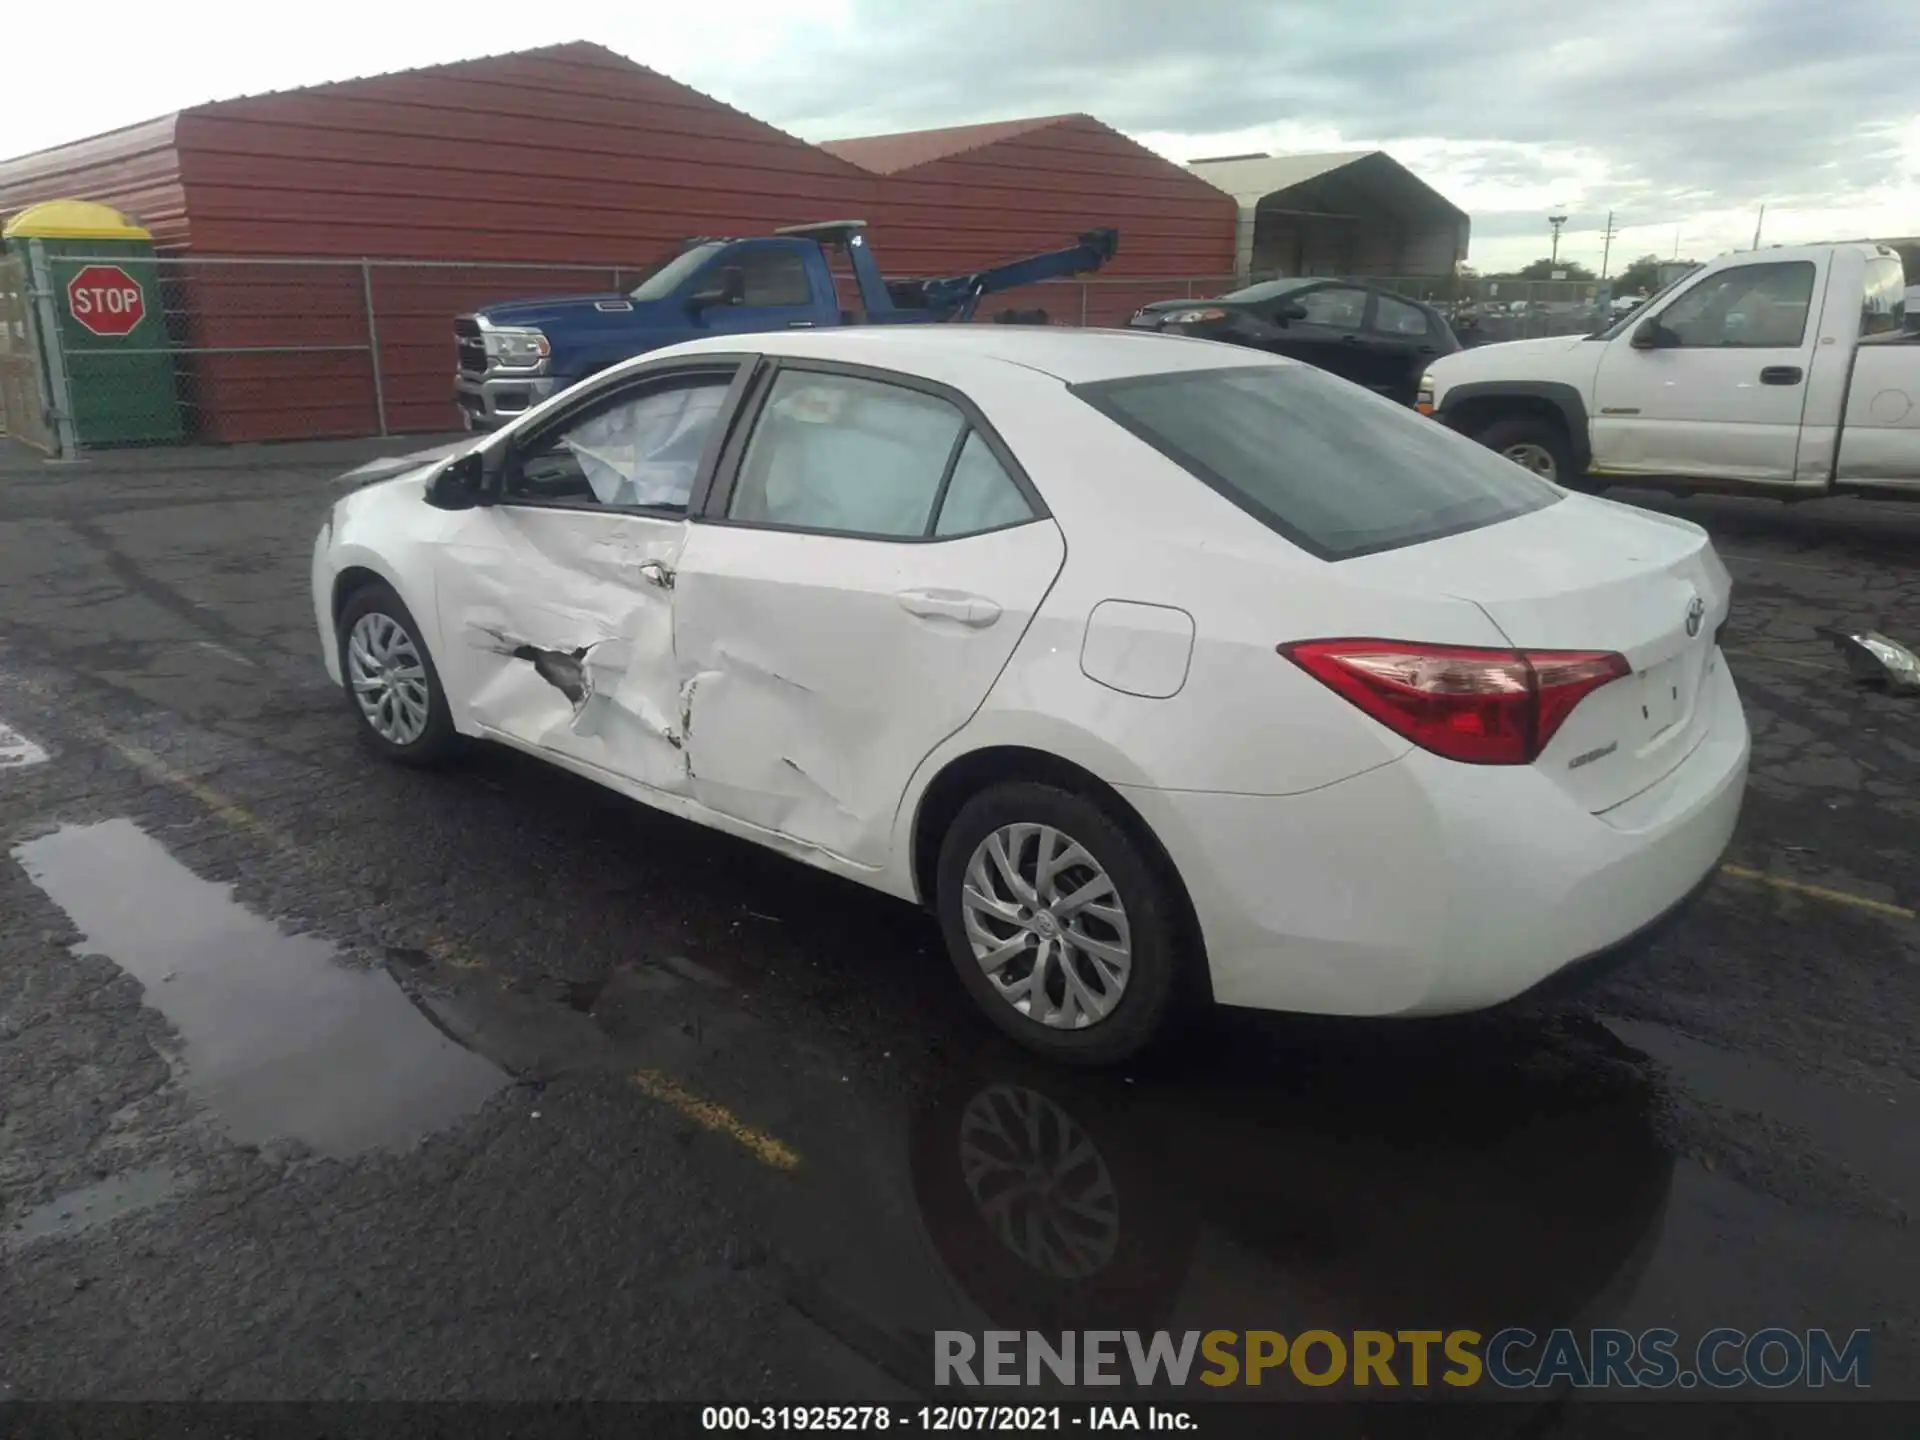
[434,505,691,793]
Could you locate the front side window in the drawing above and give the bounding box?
[1075,363,1558,561]
[1657,261,1815,348]
[507,378,732,509]
[728,371,1038,539]
[1861,256,1906,338]
[1294,285,1369,329]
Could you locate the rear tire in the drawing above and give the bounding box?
[1476,414,1576,487]
[336,580,458,767]
[935,782,1186,1067]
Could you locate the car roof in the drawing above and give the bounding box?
[659,325,1286,385]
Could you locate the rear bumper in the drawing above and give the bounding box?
[1121,655,1749,1017]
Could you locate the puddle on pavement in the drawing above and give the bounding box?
[889,1022,1679,1338]
[13,818,506,1158]
[6,1166,183,1247]
[1605,1015,1920,1203]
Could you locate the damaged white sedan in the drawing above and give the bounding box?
[313,327,1750,1064]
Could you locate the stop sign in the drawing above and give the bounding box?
[66,264,146,338]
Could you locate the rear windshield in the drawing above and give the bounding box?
[1073,364,1561,560]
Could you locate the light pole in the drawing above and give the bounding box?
[1548,214,1569,267]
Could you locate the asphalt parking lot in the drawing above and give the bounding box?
[0,437,1916,1419]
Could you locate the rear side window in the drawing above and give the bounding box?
[1074,364,1560,560]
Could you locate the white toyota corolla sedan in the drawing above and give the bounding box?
[313,327,1749,1064]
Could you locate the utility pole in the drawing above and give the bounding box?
[1673,227,1680,260]
[1599,210,1619,279]
[1548,213,1569,266]
[1751,203,1766,250]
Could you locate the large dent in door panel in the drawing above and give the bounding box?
[457,560,690,792]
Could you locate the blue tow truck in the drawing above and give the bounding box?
[453,220,1120,429]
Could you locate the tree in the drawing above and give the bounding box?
[1610,253,1665,295]
[1503,257,1597,281]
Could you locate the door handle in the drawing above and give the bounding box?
[636,559,675,589]
[1339,334,1361,344]
[1759,366,1803,385]
[896,589,1000,627]
[787,321,815,329]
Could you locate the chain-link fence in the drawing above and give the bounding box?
[12,253,1590,454]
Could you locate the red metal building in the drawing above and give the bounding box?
[0,44,881,440]
[0,48,1236,443]
[821,114,1237,326]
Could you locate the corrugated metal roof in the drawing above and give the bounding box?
[820,115,1083,174]
[1185,150,1380,203]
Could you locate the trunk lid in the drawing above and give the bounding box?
[1342,495,1732,812]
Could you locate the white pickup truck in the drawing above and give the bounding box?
[1419,242,1917,498]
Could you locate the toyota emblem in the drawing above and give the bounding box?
[1685,596,1706,638]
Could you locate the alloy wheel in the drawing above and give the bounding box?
[346,611,432,745]
[961,823,1133,1029]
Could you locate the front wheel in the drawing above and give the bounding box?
[935,783,1188,1067]
[336,579,458,766]
[1475,415,1575,487]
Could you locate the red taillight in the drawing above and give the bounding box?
[1279,639,1630,765]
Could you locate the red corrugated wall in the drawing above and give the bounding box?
[167,42,880,440]
[2,51,1238,444]
[863,117,1237,328]
[0,116,190,245]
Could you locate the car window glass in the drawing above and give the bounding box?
[1295,286,1368,328]
[729,372,965,537]
[1861,257,1905,338]
[934,431,1035,536]
[1077,364,1558,561]
[738,250,812,307]
[1659,261,1815,348]
[508,379,731,509]
[1372,295,1430,337]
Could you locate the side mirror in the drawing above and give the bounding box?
[1273,300,1308,324]
[1631,318,1673,350]
[689,266,745,311]
[424,452,489,510]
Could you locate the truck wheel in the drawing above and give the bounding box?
[1476,416,1574,486]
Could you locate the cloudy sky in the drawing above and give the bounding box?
[10,0,1919,273]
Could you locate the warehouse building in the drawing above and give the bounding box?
[1186,150,1470,284]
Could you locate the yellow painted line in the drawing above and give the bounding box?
[633,1068,801,1173]
[1720,864,1915,921]
[96,733,300,854]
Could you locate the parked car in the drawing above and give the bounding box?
[1126,278,1459,405]
[315,328,1748,1065]
[1422,242,1919,498]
